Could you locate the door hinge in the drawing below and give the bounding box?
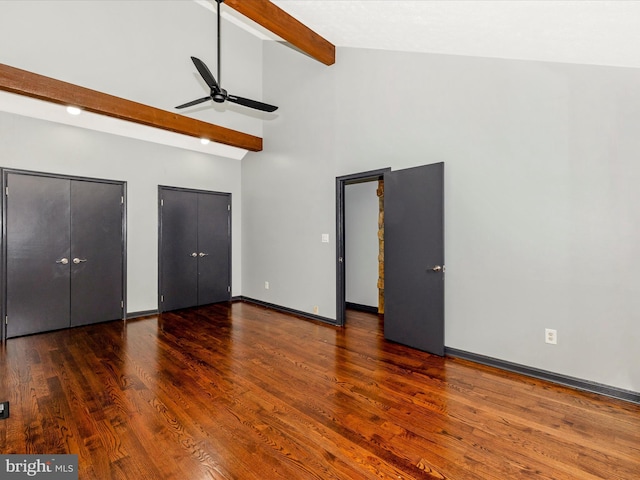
[227,286,231,293]
[121,196,124,204]
[5,316,7,325]
[121,300,124,308]
[161,295,164,303]
[227,204,230,211]
[5,186,8,196]
[161,199,164,206]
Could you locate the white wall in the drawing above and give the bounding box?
[0,112,242,313]
[244,43,640,393]
[345,181,379,307]
[241,49,336,316]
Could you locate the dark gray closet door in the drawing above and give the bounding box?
[383,162,445,356]
[70,180,124,326]
[197,193,231,305]
[6,174,71,338]
[160,189,199,311]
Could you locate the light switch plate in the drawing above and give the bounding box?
[321,233,329,243]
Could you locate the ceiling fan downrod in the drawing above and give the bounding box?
[216,0,223,87]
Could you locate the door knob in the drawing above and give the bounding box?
[56,258,69,265]
[73,258,87,264]
[190,252,198,257]
[199,252,209,257]
[429,265,443,272]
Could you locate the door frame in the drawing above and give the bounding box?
[157,185,232,313]
[335,168,390,327]
[1,168,127,342]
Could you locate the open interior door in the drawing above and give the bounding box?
[383,162,445,355]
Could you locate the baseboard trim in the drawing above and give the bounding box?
[126,309,159,320]
[345,302,379,314]
[240,297,339,326]
[445,347,640,405]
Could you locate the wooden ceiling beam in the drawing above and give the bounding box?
[225,0,336,66]
[0,63,263,152]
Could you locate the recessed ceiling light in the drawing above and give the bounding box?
[200,138,210,145]
[66,106,81,115]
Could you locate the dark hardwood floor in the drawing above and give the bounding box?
[1,302,638,479]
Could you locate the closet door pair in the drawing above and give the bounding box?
[159,187,231,312]
[4,171,125,338]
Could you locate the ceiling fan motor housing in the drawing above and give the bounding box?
[212,89,227,103]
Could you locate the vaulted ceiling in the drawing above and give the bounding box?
[2,1,639,159]
[269,0,640,69]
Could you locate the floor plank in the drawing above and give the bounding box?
[1,302,638,479]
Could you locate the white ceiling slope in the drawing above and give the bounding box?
[270,0,640,68]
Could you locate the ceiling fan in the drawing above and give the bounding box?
[175,0,278,113]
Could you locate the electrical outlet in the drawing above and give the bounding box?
[264,281,269,290]
[0,401,9,419]
[545,328,558,345]
[313,306,319,314]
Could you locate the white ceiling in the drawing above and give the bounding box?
[269,0,640,68]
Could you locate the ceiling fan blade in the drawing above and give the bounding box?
[191,56,219,90]
[226,94,278,112]
[175,96,212,109]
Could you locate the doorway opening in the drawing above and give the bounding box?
[335,168,390,326]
